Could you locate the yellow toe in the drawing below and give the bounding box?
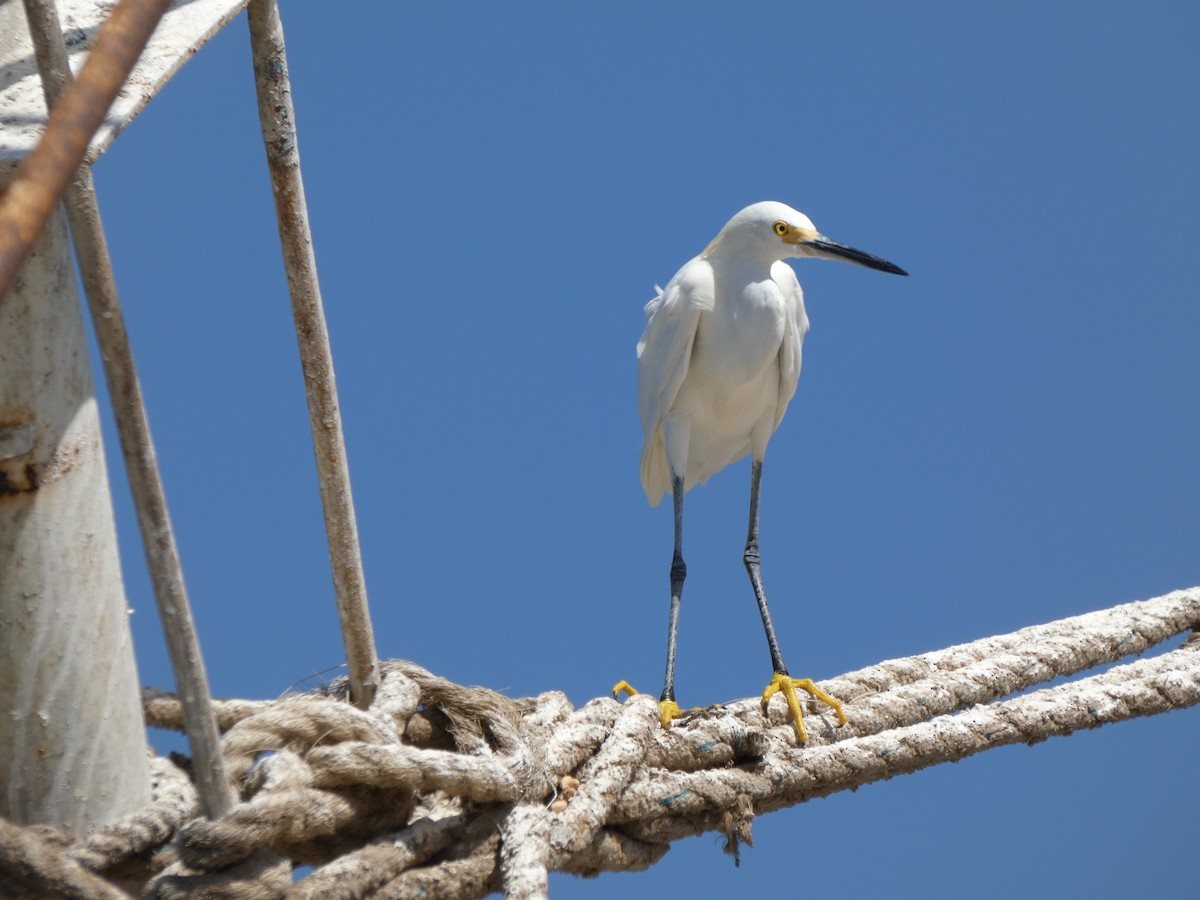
[611,679,638,700]
[761,672,847,744]
[657,698,684,729]
[612,680,687,730]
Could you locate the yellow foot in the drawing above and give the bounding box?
[760,672,848,744]
[612,680,685,729]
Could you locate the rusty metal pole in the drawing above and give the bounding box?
[15,0,235,820]
[0,0,173,302]
[247,0,379,709]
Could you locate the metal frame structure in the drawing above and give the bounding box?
[0,0,377,828]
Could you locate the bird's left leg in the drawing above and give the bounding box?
[744,458,846,743]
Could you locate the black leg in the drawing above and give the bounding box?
[613,474,688,728]
[661,475,686,703]
[746,458,846,742]
[744,459,789,675]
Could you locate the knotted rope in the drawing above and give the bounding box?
[2,588,1197,898]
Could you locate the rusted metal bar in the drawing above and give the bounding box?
[21,0,234,819]
[0,0,172,302]
[247,0,379,709]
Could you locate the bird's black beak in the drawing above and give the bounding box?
[802,236,908,276]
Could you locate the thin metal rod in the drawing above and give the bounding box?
[0,0,172,302]
[247,0,379,709]
[22,0,234,819]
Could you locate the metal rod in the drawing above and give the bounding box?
[0,0,172,301]
[247,0,379,709]
[21,0,234,819]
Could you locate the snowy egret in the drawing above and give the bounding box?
[614,201,907,743]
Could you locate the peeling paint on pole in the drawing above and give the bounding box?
[0,0,251,171]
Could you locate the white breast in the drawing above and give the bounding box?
[671,276,789,487]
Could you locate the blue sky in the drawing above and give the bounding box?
[84,3,1199,897]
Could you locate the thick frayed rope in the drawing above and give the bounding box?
[0,817,130,899]
[1,588,1196,899]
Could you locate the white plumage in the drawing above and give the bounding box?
[638,201,813,505]
[619,200,906,743]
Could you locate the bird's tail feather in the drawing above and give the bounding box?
[640,431,668,508]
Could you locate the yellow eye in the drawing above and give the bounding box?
[773,221,789,236]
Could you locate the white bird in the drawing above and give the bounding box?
[614,201,907,743]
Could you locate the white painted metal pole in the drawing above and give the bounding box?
[14,0,237,821]
[0,194,152,834]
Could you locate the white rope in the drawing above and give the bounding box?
[2,587,1195,899]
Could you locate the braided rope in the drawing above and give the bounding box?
[1,587,1195,899]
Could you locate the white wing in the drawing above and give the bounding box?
[770,260,810,431]
[636,258,714,505]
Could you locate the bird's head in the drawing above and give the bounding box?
[704,201,907,276]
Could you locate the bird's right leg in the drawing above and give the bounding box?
[615,419,694,728]
[657,473,687,725]
[612,473,687,729]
